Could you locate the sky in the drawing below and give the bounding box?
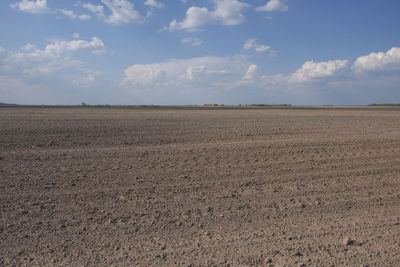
[1,0,400,105]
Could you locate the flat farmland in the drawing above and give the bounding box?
[1,107,400,266]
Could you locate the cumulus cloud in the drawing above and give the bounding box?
[145,0,164,8]
[59,9,77,19]
[11,0,51,14]
[182,37,203,47]
[229,63,260,88]
[212,0,250,25]
[12,1,91,21]
[243,38,271,53]
[259,47,400,99]
[256,0,288,12]
[352,47,400,74]
[166,0,249,31]
[0,38,111,105]
[83,3,105,18]
[122,55,356,98]
[289,60,349,83]
[286,47,400,84]
[121,55,261,104]
[101,0,143,25]
[243,64,258,80]
[79,14,91,20]
[123,56,234,86]
[167,7,209,31]
[59,9,90,20]
[21,43,36,51]
[41,37,106,56]
[0,46,5,54]
[4,37,106,77]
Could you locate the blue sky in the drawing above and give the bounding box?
[1,0,400,105]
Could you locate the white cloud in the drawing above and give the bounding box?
[101,0,143,25]
[182,37,203,46]
[255,46,270,53]
[123,57,228,86]
[243,64,258,80]
[352,47,400,74]
[72,33,80,39]
[243,38,270,53]
[167,7,209,31]
[243,39,256,50]
[0,38,108,100]
[12,1,91,21]
[0,46,5,53]
[79,14,91,20]
[124,64,166,85]
[256,0,288,12]
[42,37,106,56]
[167,0,249,31]
[230,63,259,88]
[83,3,105,18]
[289,59,349,83]
[121,55,260,104]
[60,9,77,19]
[11,0,51,14]
[4,37,106,77]
[145,0,164,8]
[21,43,36,52]
[212,0,250,25]
[59,9,91,20]
[258,47,400,100]
[69,72,97,87]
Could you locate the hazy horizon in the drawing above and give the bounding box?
[1,0,400,105]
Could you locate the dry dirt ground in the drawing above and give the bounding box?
[1,107,400,266]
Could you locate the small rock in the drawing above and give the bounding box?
[47,140,54,146]
[294,251,303,257]
[265,258,273,264]
[343,237,354,246]
[273,250,281,255]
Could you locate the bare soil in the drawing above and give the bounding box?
[1,107,400,266]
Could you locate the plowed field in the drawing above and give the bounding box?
[1,107,400,266]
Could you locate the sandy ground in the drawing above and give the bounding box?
[1,107,400,266]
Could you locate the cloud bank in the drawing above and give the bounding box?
[120,47,400,105]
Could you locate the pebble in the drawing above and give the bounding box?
[294,251,303,257]
[343,237,353,246]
